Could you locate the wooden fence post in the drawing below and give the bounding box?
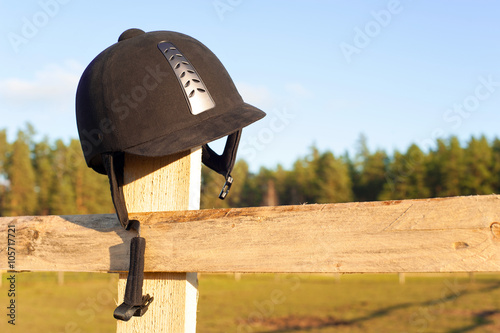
[398,273,405,285]
[116,148,201,332]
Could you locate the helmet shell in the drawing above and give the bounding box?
[76,29,265,174]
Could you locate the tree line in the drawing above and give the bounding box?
[202,133,500,208]
[1,125,499,216]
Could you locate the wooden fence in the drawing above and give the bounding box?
[1,148,499,332]
[2,194,500,274]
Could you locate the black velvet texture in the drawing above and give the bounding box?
[76,29,266,175]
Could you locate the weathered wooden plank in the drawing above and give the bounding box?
[1,195,500,273]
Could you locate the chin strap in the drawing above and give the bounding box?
[113,236,153,321]
[202,130,241,199]
[101,130,241,321]
[102,153,132,230]
[102,153,152,321]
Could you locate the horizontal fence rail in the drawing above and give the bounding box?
[1,195,500,273]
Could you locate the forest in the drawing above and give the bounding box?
[1,124,499,217]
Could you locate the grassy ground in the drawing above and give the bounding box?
[198,273,500,333]
[1,272,500,332]
[0,272,119,333]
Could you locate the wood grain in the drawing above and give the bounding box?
[117,150,200,333]
[1,195,500,273]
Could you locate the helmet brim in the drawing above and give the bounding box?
[123,102,265,159]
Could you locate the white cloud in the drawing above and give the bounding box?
[0,60,84,111]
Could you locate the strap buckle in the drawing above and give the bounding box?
[113,294,154,321]
[219,176,233,199]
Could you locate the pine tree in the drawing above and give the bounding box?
[313,151,353,203]
[355,150,388,201]
[0,129,7,174]
[239,166,263,208]
[253,167,276,206]
[67,139,114,214]
[49,140,77,215]
[380,144,430,200]
[492,138,500,193]
[426,138,445,197]
[404,144,430,199]
[33,138,54,215]
[282,147,353,204]
[6,129,37,216]
[351,134,388,201]
[0,129,9,215]
[274,164,293,205]
[297,146,322,203]
[437,137,465,197]
[68,139,86,213]
[201,164,226,209]
[462,136,493,195]
[289,156,310,204]
[426,137,464,197]
[225,160,250,207]
[379,150,406,200]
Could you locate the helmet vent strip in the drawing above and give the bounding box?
[158,41,215,115]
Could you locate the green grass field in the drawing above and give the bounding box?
[1,272,500,332]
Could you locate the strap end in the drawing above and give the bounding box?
[219,176,233,200]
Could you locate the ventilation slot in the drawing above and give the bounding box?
[157,41,215,115]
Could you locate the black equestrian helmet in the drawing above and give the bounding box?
[76,28,266,175]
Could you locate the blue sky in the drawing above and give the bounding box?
[1,0,500,172]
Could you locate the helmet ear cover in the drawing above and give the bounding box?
[202,129,241,199]
[202,129,241,175]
